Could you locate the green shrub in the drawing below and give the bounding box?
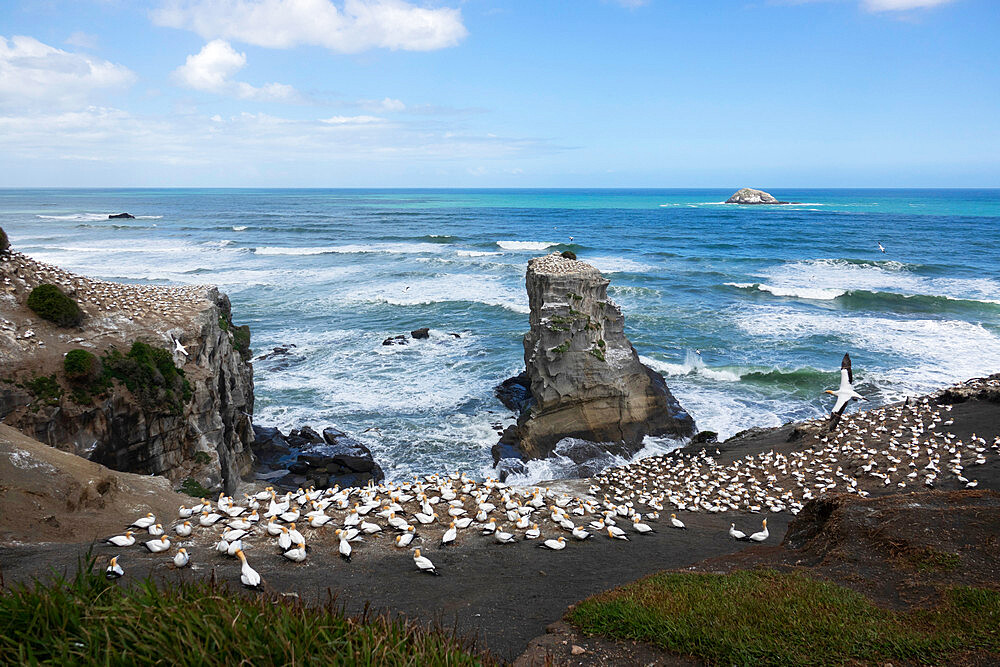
[26,284,83,327]
[63,349,102,383]
[179,477,211,498]
[24,374,62,407]
[192,451,211,465]
[552,340,571,355]
[103,341,191,415]
[232,324,251,360]
[560,250,577,260]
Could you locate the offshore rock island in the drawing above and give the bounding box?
[494,253,695,470]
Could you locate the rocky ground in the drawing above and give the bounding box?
[2,375,998,664]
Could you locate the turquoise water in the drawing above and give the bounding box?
[3,189,999,481]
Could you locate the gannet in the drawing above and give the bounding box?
[227,539,244,557]
[631,519,654,534]
[670,513,686,529]
[175,521,192,537]
[283,543,307,563]
[106,556,124,579]
[173,338,188,356]
[223,528,249,542]
[147,523,164,536]
[129,513,156,530]
[335,530,352,562]
[571,526,592,540]
[538,536,566,550]
[606,526,629,541]
[729,523,748,540]
[525,524,541,540]
[235,549,261,588]
[826,353,866,430]
[360,520,382,535]
[105,530,135,547]
[396,527,416,548]
[413,548,439,575]
[877,242,886,253]
[173,548,189,568]
[144,535,171,553]
[178,505,194,519]
[495,526,517,544]
[748,519,769,542]
[440,521,457,547]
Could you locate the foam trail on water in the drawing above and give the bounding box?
[496,241,559,251]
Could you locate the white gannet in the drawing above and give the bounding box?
[283,543,307,563]
[631,519,654,535]
[571,526,592,540]
[227,539,244,557]
[199,510,222,527]
[144,535,171,553]
[335,529,352,562]
[826,353,866,430]
[308,513,332,528]
[105,530,135,547]
[129,513,156,530]
[495,526,517,544]
[360,520,382,535]
[729,523,748,540]
[175,521,192,537]
[670,513,686,529]
[178,505,194,519]
[606,526,629,541]
[173,338,189,356]
[287,524,305,544]
[748,519,769,542]
[524,524,540,540]
[277,527,292,551]
[106,556,124,579]
[148,523,164,537]
[223,528,248,542]
[413,548,439,575]
[396,527,416,548]
[173,548,189,568]
[537,536,567,550]
[440,521,457,548]
[235,549,261,588]
[877,242,886,253]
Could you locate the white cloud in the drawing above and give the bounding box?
[151,0,467,53]
[862,0,956,10]
[65,32,99,49]
[321,114,385,124]
[172,39,299,101]
[0,35,135,109]
[611,0,649,7]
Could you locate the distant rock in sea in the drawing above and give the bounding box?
[726,188,787,205]
[493,253,695,469]
[108,212,135,219]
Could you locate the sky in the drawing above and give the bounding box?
[0,0,997,188]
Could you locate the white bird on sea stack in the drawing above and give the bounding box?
[826,353,866,430]
[173,548,189,568]
[106,556,124,579]
[144,535,171,553]
[236,549,261,588]
[129,513,156,530]
[413,548,439,575]
[748,519,769,542]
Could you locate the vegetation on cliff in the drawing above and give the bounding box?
[0,556,491,665]
[26,284,83,327]
[103,341,192,415]
[0,226,8,252]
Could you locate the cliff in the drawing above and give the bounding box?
[0,232,254,494]
[495,253,695,465]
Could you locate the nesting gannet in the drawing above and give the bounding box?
[525,524,541,540]
[223,528,249,542]
[175,521,192,537]
[106,556,124,579]
[277,528,293,551]
[748,519,769,542]
[729,523,748,540]
[235,549,261,588]
[147,523,164,537]
[495,526,517,544]
[144,535,171,553]
[440,521,457,548]
[413,548,440,575]
[631,519,654,535]
[227,539,244,557]
[173,548,189,568]
[571,526,592,540]
[283,543,307,563]
[606,526,629,541]
[395,528,416,548]
[826,353,866,430]
[129,513,156,530]
[538,536,567,550]
[335,529,352,562]
[105,530,135,547]
[670,513,686,529]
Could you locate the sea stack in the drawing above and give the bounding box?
[725,188,785,205]
[494,253,695,467]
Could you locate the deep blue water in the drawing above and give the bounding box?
[3,188,999,481]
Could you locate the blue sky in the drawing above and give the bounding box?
[0,0,997,187]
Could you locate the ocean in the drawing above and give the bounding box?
[3,188,999,483]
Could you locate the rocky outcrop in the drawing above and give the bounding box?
[494,253,695,466]
[725,188,787,205]
[251,424,384,490]
[108,213,135,219]
[0,240,254,494]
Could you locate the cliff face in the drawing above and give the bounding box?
[0,241,254,494]
[495,253,695,463]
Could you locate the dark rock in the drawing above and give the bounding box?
[693,430,719,444]
[0,226,8,252]
[108,212,136,219]
[495,372,533,414]
[448,332,462,339]
[496,457,529,482]
[322,427,348,445]
[560,250,577,260]
[382,335,407,346]
[311,472,329,488]
[251,425,291,459]
[288,462,309,474]
[411,327,430,339]
[293,426,324,444]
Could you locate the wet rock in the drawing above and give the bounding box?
[725,188,788,205]
[108,212,136,219]
[411,327,430,339]
[495,372,533,414]
[382,335,407,346]
[252,423,384,489]
[693,430,719,444]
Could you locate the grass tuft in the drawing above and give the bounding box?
[0,555,493,666]
[567,569,1000,666]
[26,283,83,327]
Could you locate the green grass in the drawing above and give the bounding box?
[26,283,83,327]
[567,570,1000,666]
[903,547,961,573]
[0,555,492,666]
[23,374,62,407]
[103,341,192,414]
[232,324,251,360]
[178,477,211,498]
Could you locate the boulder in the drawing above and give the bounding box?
[725,188,787,205]
[493,253,695,466]
[108,212,136,219]
[0,226,8,252]
[382,335,407,346]
[495,372,533,413]
[410,327,430,339]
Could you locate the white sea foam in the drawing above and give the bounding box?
[725,282,847,300]
[456,250,503,257]
[350,275,529,313]
[496,241,559,251]
[37,213,119,221]
[641,351,743,383]
[232,225,248,231]
[588,256,655,274]
[254,243,444,256]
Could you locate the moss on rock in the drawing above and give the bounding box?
[103,341,192,414]
[26,284,83,327]
[64,349,102,383]
[232,324,251,361]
